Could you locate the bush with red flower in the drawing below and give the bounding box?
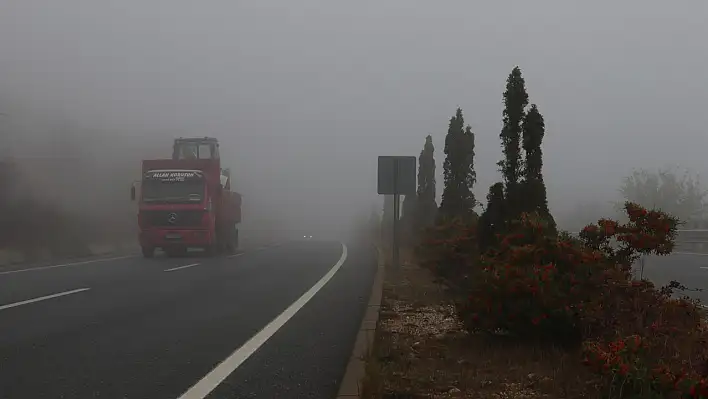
[458,211,605,342]
[417,215,478,290]
[583,312,708,399]
[449,201,708,397]
[579,268,708,396]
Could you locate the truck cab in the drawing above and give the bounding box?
[173,137,232,190]
[172,137,220,161]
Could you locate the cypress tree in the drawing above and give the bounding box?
[439,108,477,219]
[416,135,437,228]
[498,67,529,219]
[464,125,477,202]
[478,182,506,251]
[521,105,544,184]
[521,104,553,225]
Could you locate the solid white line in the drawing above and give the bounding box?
[0,255,135,276]
[164,263,200,272]
[177,242,348,399]
[0,288,91,312]
[674,252,708,256]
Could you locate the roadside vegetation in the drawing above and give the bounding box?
[0,160,136,262]
[366,66,708,398]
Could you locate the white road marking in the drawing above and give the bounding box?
[700,267,708,270]
[0,255,135,276]
[0,288,91,312]
[177,242,349,399]
[164,263,200,272]
[674,252,708,256]
[227,253,244,258]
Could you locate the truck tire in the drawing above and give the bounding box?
[204,242,218,257]
[141,246,155,258]
[225,227,238,254]
[225,242,235,255]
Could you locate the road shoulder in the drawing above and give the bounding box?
[335,245,384,398]
[0,242,138,271]
[358,251,595,398]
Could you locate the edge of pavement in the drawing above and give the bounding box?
[0,242,140,268]
[336,243,385,398]
[0,232,281,269]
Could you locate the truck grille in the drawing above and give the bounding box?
[142,210,204,227]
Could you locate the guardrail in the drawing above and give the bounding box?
[673,229,708,254]
[569,229,708,254]
[567,229,708,279]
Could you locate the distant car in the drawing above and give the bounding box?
[302,234,313,239]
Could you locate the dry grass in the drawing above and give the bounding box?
[361,252,600,399]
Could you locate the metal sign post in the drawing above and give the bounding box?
[377,156,416,268]
[393,159,399,269]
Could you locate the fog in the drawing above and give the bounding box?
[1,1,707,243]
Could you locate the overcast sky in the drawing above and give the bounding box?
[1,0,707,229]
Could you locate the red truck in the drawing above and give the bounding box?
[131,137,242,258]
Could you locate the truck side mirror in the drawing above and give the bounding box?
[130,185,136,201]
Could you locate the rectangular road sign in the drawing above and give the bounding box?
[377,156,416,195]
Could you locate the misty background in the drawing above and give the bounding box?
[1,0,707,246]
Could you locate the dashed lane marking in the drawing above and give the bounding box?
[164,263,200,272]
[0,255,135,276]
[0,288,91,312]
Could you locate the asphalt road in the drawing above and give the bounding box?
[640,252,708,305]
[0,239,377,399]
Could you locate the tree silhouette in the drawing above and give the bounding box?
[416,135,437,228]
[499,67,528,219]
[439,108,477,219]
[619,166,707,223]
[478,182,506,251]
[521,104,555,229]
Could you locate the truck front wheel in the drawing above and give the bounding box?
[141,246,155,258]
[224,227,238,254]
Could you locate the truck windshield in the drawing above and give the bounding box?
[141,180,204,203]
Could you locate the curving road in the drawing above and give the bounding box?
[639,252,708,305]
[0,239,377,399]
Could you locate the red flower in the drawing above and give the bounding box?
[582,225,599,233]
[618,363,630,376]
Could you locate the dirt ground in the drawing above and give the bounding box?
[361,255,600,399]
